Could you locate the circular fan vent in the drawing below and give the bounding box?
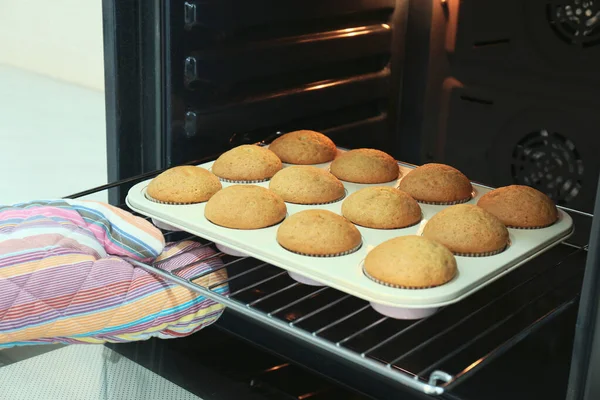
[547,1,600,47]
[511,130,584,205]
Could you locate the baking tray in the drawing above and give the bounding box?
[126,152,574,316]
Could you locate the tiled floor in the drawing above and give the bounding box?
[0,64,108,204]
[0,345,202,400]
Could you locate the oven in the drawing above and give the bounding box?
[83,0,600,398]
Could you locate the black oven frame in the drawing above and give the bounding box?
[98,1,600,398]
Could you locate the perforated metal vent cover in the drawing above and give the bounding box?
[511,130,584,205]
[547,0,600,47]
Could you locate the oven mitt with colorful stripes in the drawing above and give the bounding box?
[0,200,227,348]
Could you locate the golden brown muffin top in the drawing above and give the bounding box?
[204,185,286,230]
[269,166,345,204]
[364,235,457,288]
[212,145,282,181]
[277,210,361,256]
[477,185,558,228]
[342,187,421,229]
[269,130,337,165]
[398,163,473,203]
[330,149,399,184]
[422,204,509,255]
[147,166,222,204]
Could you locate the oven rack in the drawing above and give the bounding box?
[67,170,589,397]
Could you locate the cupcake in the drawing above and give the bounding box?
[277,210,362,256]
[269,130,337,165]
[146,166,222,204]
[398,163,473,205]
[269,166,345,205]
[364,236,457,288]
[342,187,421,229]
[330,149,399,184]
[205,185,286,229]
[422,204,509,256]
[477,185,558,229]
[211,145,282,183]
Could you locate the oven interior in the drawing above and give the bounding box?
[97,0,600,398]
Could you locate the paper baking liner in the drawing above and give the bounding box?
[415,195,472,206]
[507,218,558,230]
[217,176,272,184]
[206,214,287,230]
[453,244,508,258]
[145,192,204,205]
[280,241,363,258]
[362,265,439,290]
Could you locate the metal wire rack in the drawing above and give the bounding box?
[128,229,586,396]
[66,170,590,397]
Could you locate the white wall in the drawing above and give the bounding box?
[0,0,108,204]
[0,0,105,91]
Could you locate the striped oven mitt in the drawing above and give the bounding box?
[0,200,227,348]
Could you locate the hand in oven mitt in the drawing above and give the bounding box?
[0,200,227,348]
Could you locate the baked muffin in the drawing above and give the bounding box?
[422,204,509,256]
[364,236,457,288]
[477,185,558,228]
[205,185,286,229]
[398,163,473,204]
[269,166,345,204]
[146,166,222,204]
[269,130,337,165]
[342,187,421,229]
[211,145,282,182]
[330,149,399,184]
[277,210,362,256]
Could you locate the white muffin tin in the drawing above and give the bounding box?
[126,150,574,319]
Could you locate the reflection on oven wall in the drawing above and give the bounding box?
[409,0,600,214]
[166,0,407,166]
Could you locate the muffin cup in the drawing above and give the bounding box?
[281,242,363,258]
[215,243,248,258]
[370,302,439,320]
[151,219,181,232]
[362,265,443,319]
[288,271,326,286]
